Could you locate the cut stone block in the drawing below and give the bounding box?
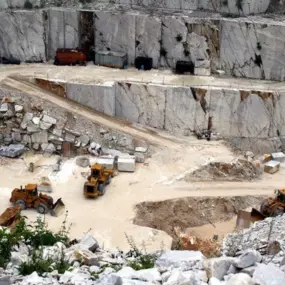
[264,160,280,174]
[135,146,148,153]
[271,152,285,163]
[117,157,135,172]
[194,68,211,76]
[96,157,115,170]
[263,154,272,163]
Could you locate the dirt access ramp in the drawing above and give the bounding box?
[1,76,185,149]
[133,196,265,244]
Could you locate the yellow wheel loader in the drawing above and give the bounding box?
[83,163,114,198]
[10,184,65,217]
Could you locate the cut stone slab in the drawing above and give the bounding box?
[271,152,285,163]
[234,250,261,269]
[42,115,56,125]
[117,157,135,172]
[264,160,280,174]
[96,156,115,170]
[253,263,285,285]
[0,144,25,158]
[37,185,52,193]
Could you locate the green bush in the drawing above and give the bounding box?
[125,235,157,270]
[0,212,70,267]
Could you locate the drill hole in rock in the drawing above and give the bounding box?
[133,195,265,247]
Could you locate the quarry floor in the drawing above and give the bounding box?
[0,139,281,252]
[0,63,283,251]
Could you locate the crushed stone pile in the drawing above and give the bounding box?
[185,159,262,182]
[222,214,285,266]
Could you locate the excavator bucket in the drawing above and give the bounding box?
[50,198,65,217]
[236,208,265,230]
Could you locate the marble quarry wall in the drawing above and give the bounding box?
[35,77,285,152]
[1,9,285,81]
[0,0,284,15]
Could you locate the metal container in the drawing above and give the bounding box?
[95,50,128,69]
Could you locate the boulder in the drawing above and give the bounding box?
[65,132,76,143]
[76,156,90,168]
[204,257,235,280]
[22,272,44,284]
[0,276,10,285]
[27,122,40,133]
[234,250,261,269]
[20,112,33,129]
[79,232,99,252]
[15,105,23,113]
[225,273,254,285]
[96,156,115,170]
[96,274,122,285]
[0,144,25,158]
[155,250,205,271]
[53,128,63,137]
[32,117,40,125]
[42,115,57,125]
[78,135,90,147]
[252,263,285,285]
[241,265,257,277]
[41,143,56,154]
[31,131,48,143]
[40,121,53,130]
[209,277,225,285]
[11,132,21,142]
[116,267,137,279]
[0,103,8,112]
[163,268,195,285]
[135,268,162,282]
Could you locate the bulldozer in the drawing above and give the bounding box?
[236,189,285,229]
[10,184,65,217]
[83,163,114,198]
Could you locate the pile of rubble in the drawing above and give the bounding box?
[1,215,285,284]
[0,97,147,160]
[185,158,262,182]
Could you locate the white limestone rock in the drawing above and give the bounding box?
[116,83,166,129]
[225,273,254,285]
[220,18,285,81]
[47,8,79,59]
[66,82,116,117]
[95,11,136,65]
[253,263,285,285]
[0,10,45,62]
[234,250,262,269]
[204,257,235,280]
[135,15,161,68]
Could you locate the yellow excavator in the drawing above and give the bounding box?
[83,163,115,198]
[236,189,285,229]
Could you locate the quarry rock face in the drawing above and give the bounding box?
[0,10,45,62]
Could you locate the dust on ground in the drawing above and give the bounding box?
[184,159,262,182]
[133,196,265,245]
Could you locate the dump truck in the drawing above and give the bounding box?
[10,184,65,216]
[83,163,114,198]
[236,189,285,229]
[54,48,87,66]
